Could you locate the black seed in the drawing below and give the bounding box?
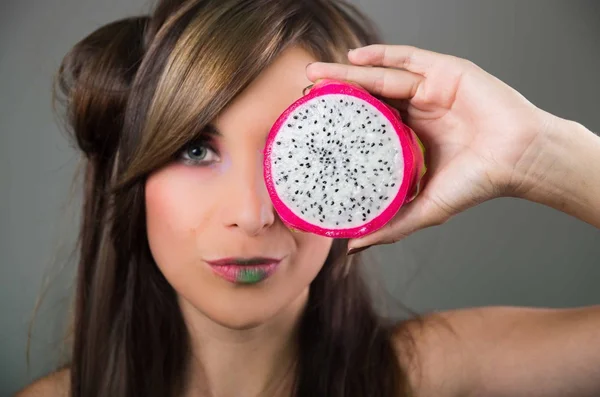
[287,124,292,127]
[276,142,281,145]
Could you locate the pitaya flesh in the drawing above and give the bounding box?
[263,79,426,238]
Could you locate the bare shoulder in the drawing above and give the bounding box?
[15,368,70,397]
[392,306,545,397]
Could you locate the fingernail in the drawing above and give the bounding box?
[347,245,371,256]
[306,62,314,70]
[302,84,314,96]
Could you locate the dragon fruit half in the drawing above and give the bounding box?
[263,79,426,238]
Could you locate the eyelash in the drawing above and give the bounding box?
[178,138,220,166]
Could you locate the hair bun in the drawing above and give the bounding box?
[54,16,149,158]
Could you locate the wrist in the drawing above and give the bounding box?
[512,111,600,227]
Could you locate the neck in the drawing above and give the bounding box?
[180,290,307,397]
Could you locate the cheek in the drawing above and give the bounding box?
[144,167,216,274]
[293,233,334,280]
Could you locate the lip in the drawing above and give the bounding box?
[205,257,281,266]
[205,257,282,284]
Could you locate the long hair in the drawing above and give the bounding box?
[53,1,420,395]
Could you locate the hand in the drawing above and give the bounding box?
[306,44,554,251]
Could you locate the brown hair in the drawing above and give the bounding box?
[53,0,420,396]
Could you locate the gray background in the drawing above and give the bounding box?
[1,0,599,395]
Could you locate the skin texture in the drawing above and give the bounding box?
[144,46,332,397]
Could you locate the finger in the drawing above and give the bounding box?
[347,196,449,250]
[306,62,423,100]
[348,44,446,76]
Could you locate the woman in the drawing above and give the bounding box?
[18,0,600,396]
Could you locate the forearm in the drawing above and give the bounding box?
[517,114,600,228]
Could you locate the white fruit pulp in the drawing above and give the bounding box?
[270,94,404,229]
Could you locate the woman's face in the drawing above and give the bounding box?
[145,46,333,329]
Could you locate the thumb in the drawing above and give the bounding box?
[348,195,449,251]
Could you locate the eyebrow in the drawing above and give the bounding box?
[203,123,222,137]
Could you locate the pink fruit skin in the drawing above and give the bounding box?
[263,79,426,239]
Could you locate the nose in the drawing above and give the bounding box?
[222,152,275,236]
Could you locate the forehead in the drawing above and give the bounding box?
[214,46,318,134]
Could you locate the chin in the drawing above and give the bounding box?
[179,285,310,331]
[208,312,271,331]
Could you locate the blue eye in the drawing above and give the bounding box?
[179,140,219,165]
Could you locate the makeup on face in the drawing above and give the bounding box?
[205,257,281,284]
